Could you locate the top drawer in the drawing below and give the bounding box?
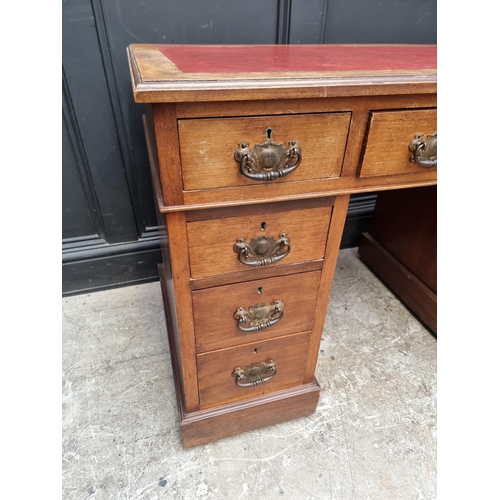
[178,113,350,191]
[359,109,437,178]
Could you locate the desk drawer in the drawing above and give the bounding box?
[193,270,321,353]
[197,330,311,408]
[178,112,350,191]
[359,109,437,178]
[186,204,332,279]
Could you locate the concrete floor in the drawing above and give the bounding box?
[62,248,437,500]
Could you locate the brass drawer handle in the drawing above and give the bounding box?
[232,360,277,387]
[234,129,302,181]
[234,300,284,332]
[408,133,437,168]
[233,233,291,267]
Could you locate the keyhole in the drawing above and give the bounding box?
[260,221,266,232]
[257,287,263,295]
[253,348,258,354]
[265,128,273,140]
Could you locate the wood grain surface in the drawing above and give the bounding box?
[151,103,184,206]
[163,211,200,412]
[358,186,437,333]
[186,205,332,279]
[197,330,311,408]
[305,194,351,381]
[359,109,437,178]
[193,270,321,352]
[178,113,350,190]
[368,187,437,293]
[176,94,437,119]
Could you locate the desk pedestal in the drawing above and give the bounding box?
[358,186,437,334]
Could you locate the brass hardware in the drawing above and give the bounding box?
[234,234,291,267]
[234,300,284,332]
[234,130,302,181]
[408,133,437,168]
[232,360,277,387]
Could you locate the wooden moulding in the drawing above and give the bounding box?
[358,233,437,334]
[197,330,312,408]
[179,379,321,448]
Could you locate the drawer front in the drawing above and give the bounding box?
[193,271,321,353]
[186,205,332,279]
[178,113,350,190]
[359,109,437,178]
[197,331,311,408]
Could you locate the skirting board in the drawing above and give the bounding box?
[180,380,321,448]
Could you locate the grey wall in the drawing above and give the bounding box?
[62,0,437,295]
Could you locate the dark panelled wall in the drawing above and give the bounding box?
[62,0,437,295]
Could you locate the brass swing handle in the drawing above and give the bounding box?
[232,360,277,387]
[233,234,291,267]
[234,300,284,332]
[408,133,437,168]
[234,139,302,181]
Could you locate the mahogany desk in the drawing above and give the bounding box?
[127,44,437,447]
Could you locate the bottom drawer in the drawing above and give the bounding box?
[197,331,311,408]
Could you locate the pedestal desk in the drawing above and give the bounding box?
[127,44,437,448]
